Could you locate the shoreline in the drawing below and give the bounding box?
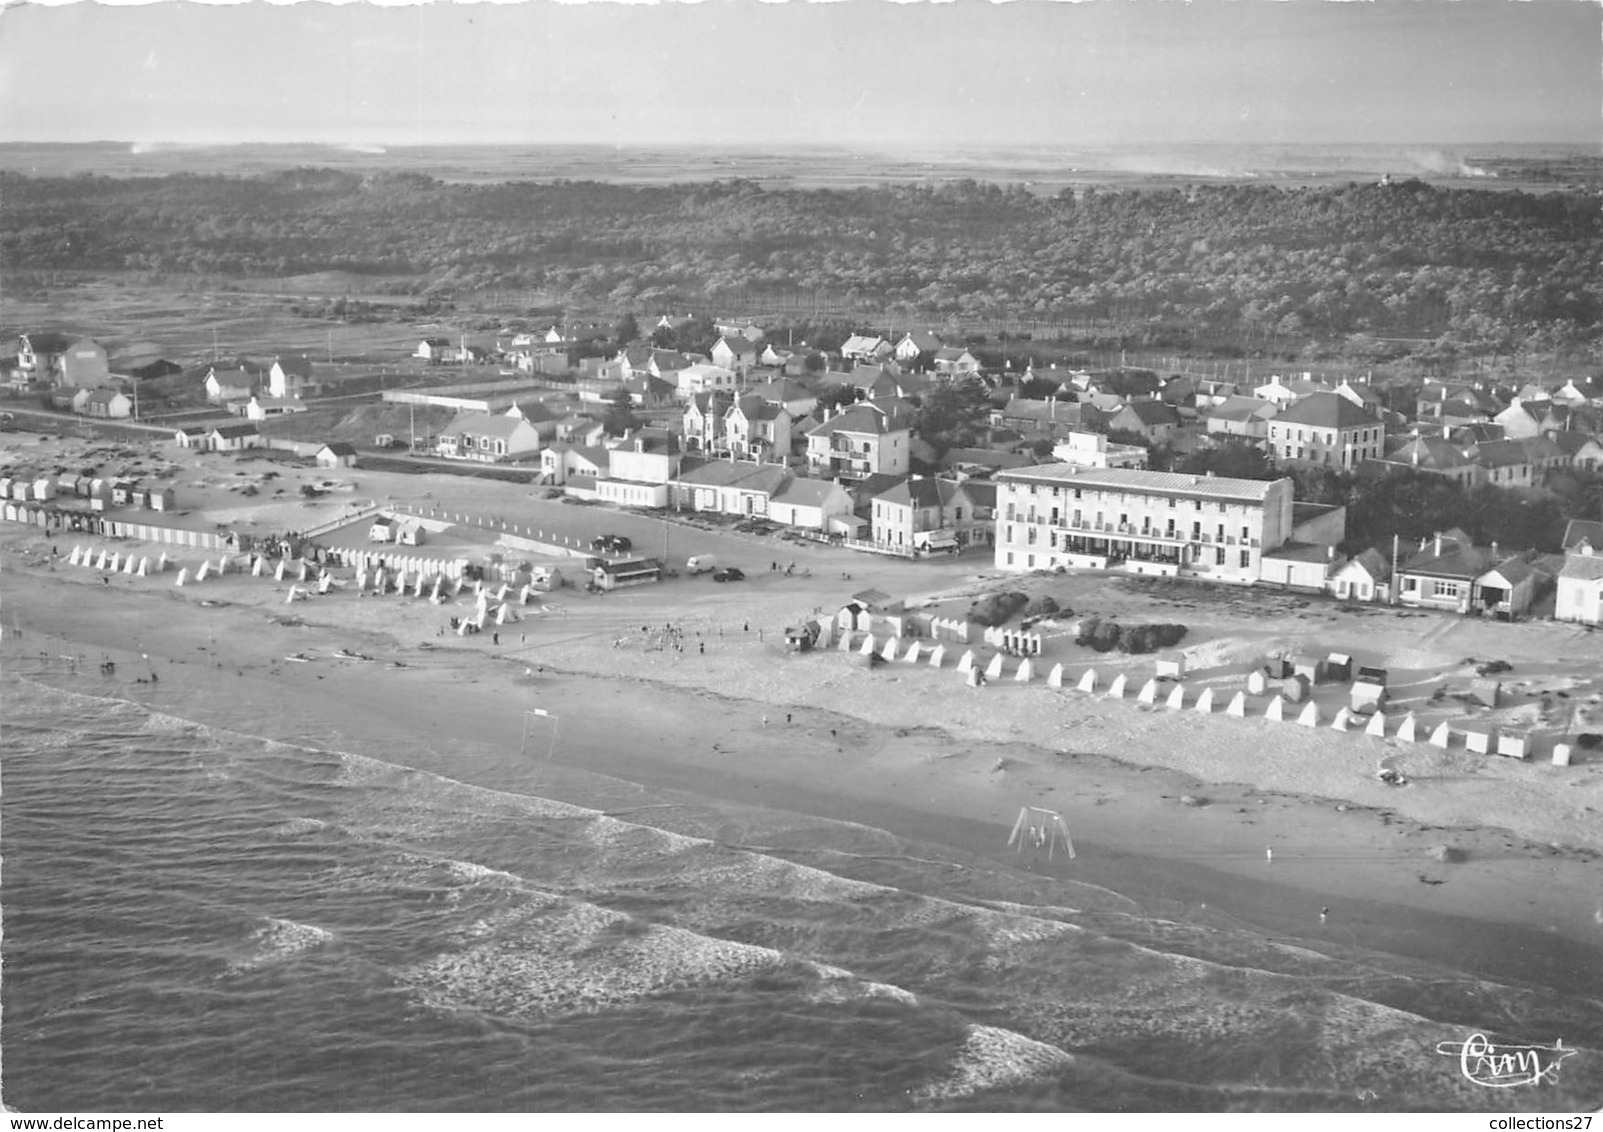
[5,555,1601,1010]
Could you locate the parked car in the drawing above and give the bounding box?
[591,534,632,553]
[713,567,745,583]
[686,554,717,574]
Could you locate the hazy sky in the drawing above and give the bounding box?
[1,0,1598,148]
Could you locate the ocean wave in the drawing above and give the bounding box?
[397,897,788,1020]
[807,962,919,1007]
[910,1024,1075,1103]
[225,917,335,975]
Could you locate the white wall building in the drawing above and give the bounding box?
[993,465,1295,583]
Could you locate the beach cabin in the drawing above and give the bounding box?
[368,516,396,543]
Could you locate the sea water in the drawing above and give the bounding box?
[3,672,1599,1112]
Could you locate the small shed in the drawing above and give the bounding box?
[785,621,822,652]
[1292,656,1326,685]
[1325,652,1352,682]
[369,517,395,543]
[147,487,176,511]
[315,442,359,469]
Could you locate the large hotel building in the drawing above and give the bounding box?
[993,464,1295,584]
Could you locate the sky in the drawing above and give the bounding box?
[0,0,1598,149]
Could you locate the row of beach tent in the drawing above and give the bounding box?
[837,628,1553,760]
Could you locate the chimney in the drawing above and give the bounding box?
[1491,540,1499,558]
[1326,545,1335,561]
[1434,534,1442,556]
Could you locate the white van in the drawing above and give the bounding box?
[686,554,717,575]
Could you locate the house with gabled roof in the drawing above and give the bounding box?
[682,391,732,455]
[1472,439,1539,488]
[1266,392,1384,469]
[1365,433,1481,487]
[1107,399,1180,443]
[245,395,306,421]
[17,331,73,378]
[173,424,213,450]
[723,394,792,464]
[710,333,759,375]
[1556,543,1603,625]
[316,442,359,469]
[670,458,791,517]
[205,364,259,404]
[269,356,318,398]
[208,422,263,451]
[542,443,609,488]
[932,347,981,378]
[894,330,943,363]
[990,396,1084,438]
[871,475,983,553]
[436,412,543,463]
[1571,437,1603,472]
[840,334,892,363]
[1493,397,1550,440]
[1329,547,1390,603]
[416,338,453,363]
[767,476,856,532]
[746,376,817,420]
[1394,529,1533,616]
[1205,395,1277,441]
[80,388,133,419]
[805,399,915,480]
[1475,556,1538,619]
[648,349,693,382]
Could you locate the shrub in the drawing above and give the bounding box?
[1118,623,1188,654]
[969,590,1028,627]
[1076,614,1122,652]
[1022,594,1061,620]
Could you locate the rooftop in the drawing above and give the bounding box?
[996,463,1285,503]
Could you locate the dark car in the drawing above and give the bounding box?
[590,534,632,553]
[712,567,745,583]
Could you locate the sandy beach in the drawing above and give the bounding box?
[3,441,1601,1007]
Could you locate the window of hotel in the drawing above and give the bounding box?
[1073,509,1082,525]
[1215,547,1226,566]
[1192,521,1201,539]
[1027,554,1035,568]
[1240,550,1250,569]
[1007,552,1014,565]
[1241,526,1249,541]
[1216,524,1225,541]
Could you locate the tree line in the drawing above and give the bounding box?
[3,169,1600,369]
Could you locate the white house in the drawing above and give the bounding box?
[675,363,737,396]
[1556,546,1603,626]
[269,356,317,398]
[767,477,855,532]
[244,396,306,421]
[436,412,543,463]
[1328,547,1389,603]
[209,422,263,451]
[840,334,892,363]
[80,388,133,419]
[315,442,359,468]
[205,366,257,403]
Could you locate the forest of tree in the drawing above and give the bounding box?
[4,169,1601,369]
